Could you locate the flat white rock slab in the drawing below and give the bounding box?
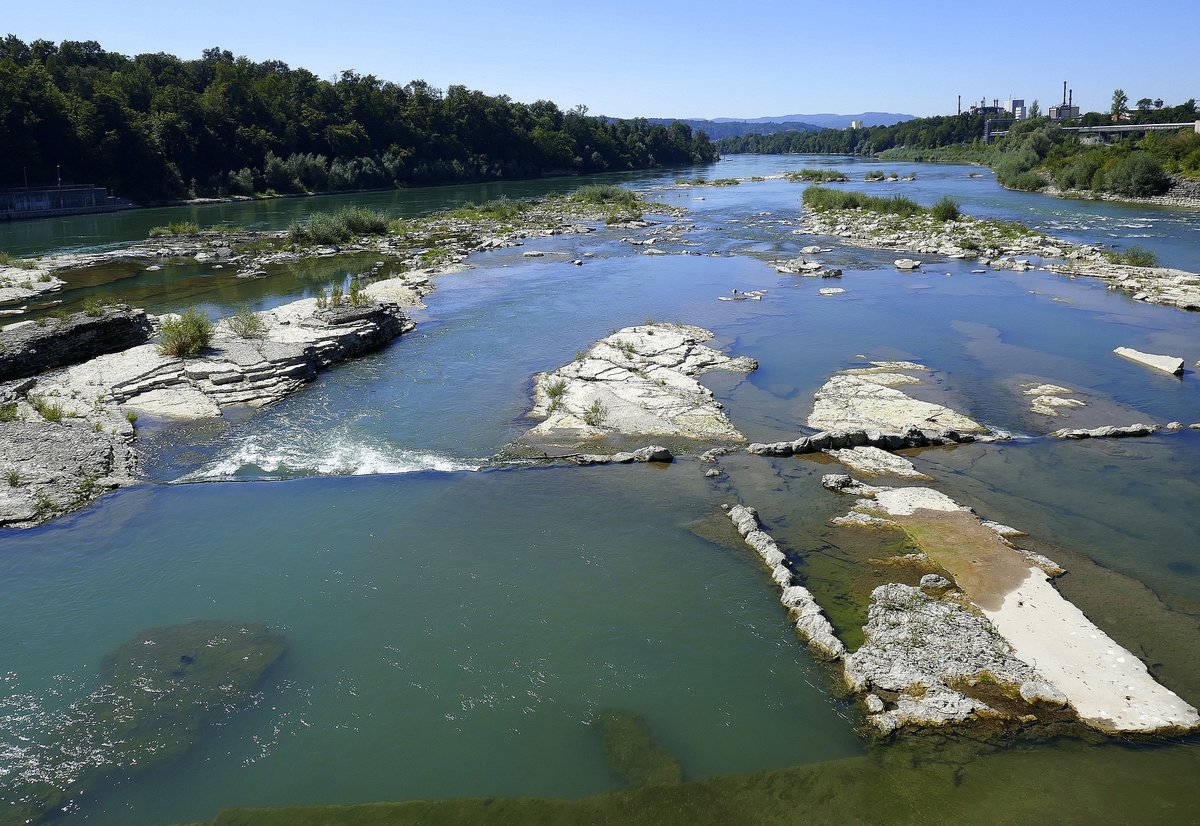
[984,568,1200,733]
[1113,347,1184,375]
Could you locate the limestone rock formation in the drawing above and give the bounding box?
[525,324,757,443]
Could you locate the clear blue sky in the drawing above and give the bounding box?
[6,0,1198,119]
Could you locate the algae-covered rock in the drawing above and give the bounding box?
[1,620,286,825]
[595,709,682,788]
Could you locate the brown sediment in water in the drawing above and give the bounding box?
[893,508,1032,611]
[887,508,1198,733]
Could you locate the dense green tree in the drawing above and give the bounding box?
[0,36,717,200]
[1111,89,1128,119]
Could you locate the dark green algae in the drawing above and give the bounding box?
[2,620,286,826]
[205,736,1200,825]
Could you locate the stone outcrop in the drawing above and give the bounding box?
[524,324,757,444]
[1023,382,1087,417]
[827,445,931,479]
[826,477,1200,736]
[0,264,65,305]
[570,446,674,465]
[1,295,414,528]
[801,206,1200,312]
[748,424,978,458]
[1113,347,1185,375]
[0,415,137,528]
[727,504,844,660]
[809,362,989,434]
[844,583,1047,734]
[35,299,412,419]
[0,305,153,381]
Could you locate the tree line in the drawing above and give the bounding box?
[0,36,718,201]
[715,114,992,156]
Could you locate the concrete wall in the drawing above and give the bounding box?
[0,186,116,220]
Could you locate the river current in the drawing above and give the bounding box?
[2,156,1199,823]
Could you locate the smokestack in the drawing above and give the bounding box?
[958,95,961,115]
[1063,81,1068,107]
[1069,89,1073,108]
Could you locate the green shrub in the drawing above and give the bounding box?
[930,196,961,222]
[158,308,213,357]
[452,196,528,221]
[864,170,886,181]
[6,469,19,486]
[148,221,200,237]
[1104,245,1158,268]
[125,411,138,424]
[583,399,606,427]
[1052,152,1106,191]
[0,402,18,422]
[1105,152,1170,197]
[710,178,740,186]
[801,187,923,217]
[573,185,641,210]
[785,169,849,183]
[340,206,390,235]
[288,207,390,246]
[227,305,266,338]
[1005,171,1048,191]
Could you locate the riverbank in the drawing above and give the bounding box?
[0,295,414,528]
[0,189,683,526]
[800,200,1200,311]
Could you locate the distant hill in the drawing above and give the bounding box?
[637,118,822,140]
[713,112,917,129]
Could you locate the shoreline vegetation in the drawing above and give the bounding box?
[797,187,1200,311]
[717,102,1200,209]
[0,37,717,205]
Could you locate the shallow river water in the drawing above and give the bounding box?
[2,156,1200,824]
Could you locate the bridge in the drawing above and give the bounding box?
[985,119,1200,143]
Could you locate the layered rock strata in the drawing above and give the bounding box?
[0,305,153,381]
[1,295,413,527]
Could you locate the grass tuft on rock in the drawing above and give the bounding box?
[158,308,214,357]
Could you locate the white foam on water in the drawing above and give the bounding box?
[178,434,480,482]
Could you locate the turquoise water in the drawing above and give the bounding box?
[2,157,1200,824]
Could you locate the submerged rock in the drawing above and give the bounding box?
[0,620,286,824]
[595,709,682,788]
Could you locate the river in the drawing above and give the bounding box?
[1,156,1199,824]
